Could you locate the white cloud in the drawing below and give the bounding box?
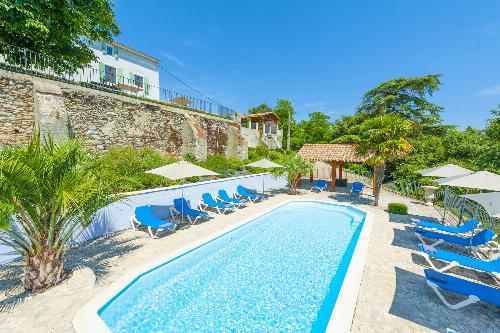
[302,101,328,111]
[479,84,500,96]
[160,52,185,68]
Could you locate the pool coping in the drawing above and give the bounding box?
[72,199,373,333]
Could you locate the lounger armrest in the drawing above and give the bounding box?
[169,206,179,218]
[427,280,480,309]
[198,200,207,211]
[130,216,139,230]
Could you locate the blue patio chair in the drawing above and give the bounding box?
[217,189,247,208]
[311,179,327,192]
[172,198,209,224]
[414,228,497,251]
[130,205,176,239]
[350,182,364,196]
[413,218,480,235]
[199,193,235,215]
[418,244,500,274]
[424,268,500,309]
[235,185,263,203]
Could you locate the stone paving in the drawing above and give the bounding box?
[0,184,498,332]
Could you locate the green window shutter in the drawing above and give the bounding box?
[113,48,119,60]
[101,43,107,54]
[129,72,135,85]
[117,68,123,84]
[99,62,105,80]
[144,77,149,95]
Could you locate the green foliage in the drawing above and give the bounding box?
[196,154,245,178]
[330,113,369,144]
[293,112,332,149]
[248,146,269,161]
[356,114,413,166]
[248,103,274,114]
[0,0,120,72]
[357,75,443,124]
[0,132,113,289]
[99,146,178,193]
[387,203,408,215]
[344,163,370,175]
[272,153,313,194]
[356,114,414,205]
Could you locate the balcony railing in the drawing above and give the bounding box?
[0,44,236,117]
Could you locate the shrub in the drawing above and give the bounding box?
[388,202,408,215]
[99,146,178,193]
[197,154,245,177]
[248,146,269,161]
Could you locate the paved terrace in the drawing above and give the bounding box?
[0,183,498,332]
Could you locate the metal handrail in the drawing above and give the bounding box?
[0,44,236,117]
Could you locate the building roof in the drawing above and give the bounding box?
[111,41,160,64]
[297,144,370,163]
[240,112,280,122]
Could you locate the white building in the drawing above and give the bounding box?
[79,40,160,100]
[237,112,283,149]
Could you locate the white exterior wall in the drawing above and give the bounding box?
[78,41,160,100]
[241,127,260,148]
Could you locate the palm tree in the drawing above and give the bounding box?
[0,132,112,291]
[274,153,313,194]
[356,114,413,206]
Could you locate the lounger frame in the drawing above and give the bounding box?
[130,215,176,239]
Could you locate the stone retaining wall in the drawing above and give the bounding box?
[0,70,247,159]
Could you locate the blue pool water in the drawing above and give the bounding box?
[99,201,366,332]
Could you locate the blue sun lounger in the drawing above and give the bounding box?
[235,185,263,203]
[311,179,327,192]
[171,198,209,224]
[199,193,235,215]
[414,228,497,250]
[217,189,247,208]
[413,218,480,235]
[424,268,500,309]
[130,205,177,239]
[350,182,364,196]
[418,244,500,275]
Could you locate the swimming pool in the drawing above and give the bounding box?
[74,200,372,333]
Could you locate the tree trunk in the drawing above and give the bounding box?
[24,249,64,292]
[373,164,386,206]
[286,110,291,151]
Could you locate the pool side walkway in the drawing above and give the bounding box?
[0,187,498,332]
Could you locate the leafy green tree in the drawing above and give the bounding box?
[0,0,120,72]
[0,133,112,291]
[296,112,332,145]
[485,106,500,142]
[357,74,443,124]
[248,103,274,115]
[356,114,413,206]
[330,113,369,143]
[476,107,500,173]
[274,99,295,150]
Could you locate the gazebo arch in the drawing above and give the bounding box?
[297,144,370,191]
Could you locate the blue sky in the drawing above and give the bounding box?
[114,0,500,128]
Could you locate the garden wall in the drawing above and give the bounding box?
[0,69,247,159]
[0,173,287,264]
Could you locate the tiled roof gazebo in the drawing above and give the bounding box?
[297,144,370,191]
